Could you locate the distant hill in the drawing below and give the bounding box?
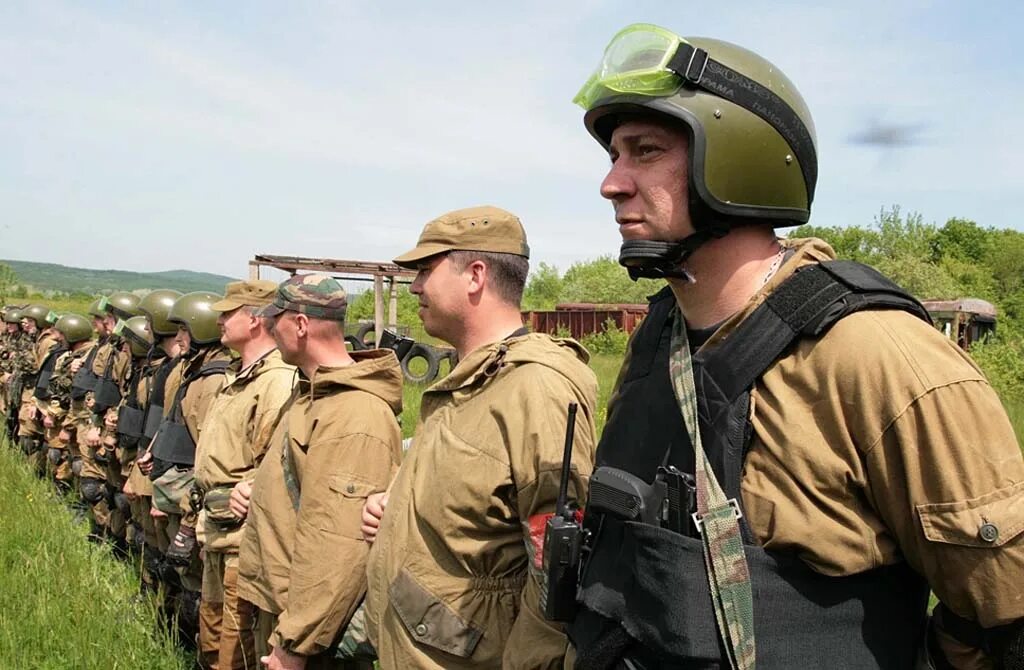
[1,259,237,295]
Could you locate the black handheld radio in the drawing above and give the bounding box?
[541,402,586,622]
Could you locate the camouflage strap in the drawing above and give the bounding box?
[281,429,301,511]
[670,309,755,669]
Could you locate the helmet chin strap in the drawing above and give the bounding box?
[618,227,729,282]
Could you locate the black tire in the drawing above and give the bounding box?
[345,335,367,351]
[355,322,376,348]
[401,344,441,384]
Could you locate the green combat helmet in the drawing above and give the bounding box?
[3,308,24,324]
[101,291,143,320]
[168,292,222,344]
[139,289,183,338]
[113,316,153,358]
[87,298,106,319]
[574,24,817,278]
[22,304,50,329]
[54,314,93,345]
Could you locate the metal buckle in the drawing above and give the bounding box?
[684,47,709,84]
[691,498,743,534]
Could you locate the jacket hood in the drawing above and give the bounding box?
[300,348,403,414]
[435,332,593,397]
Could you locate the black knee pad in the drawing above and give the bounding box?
[47,447,65,466]
[79,477,106,505]
[113,491,132,516]
[20,436,40,455]
[70,457,83,478]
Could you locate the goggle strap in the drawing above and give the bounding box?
[668,44,817,203]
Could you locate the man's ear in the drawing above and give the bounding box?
[466,260,488,297]
[294,313,310,337]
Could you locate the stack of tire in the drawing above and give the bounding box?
[349,323,455,385]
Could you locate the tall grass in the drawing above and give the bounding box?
[0,443,186,670]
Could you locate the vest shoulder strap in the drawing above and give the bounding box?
[695,260,931,403]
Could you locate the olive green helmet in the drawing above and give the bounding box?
[139,289,183,337]
[102,291,143,320]
[87,298,106,319]
[55,313,93,345]
[168,292,222,344]
[3,308,23,324]
[22,304,50,328]
[113,316,153,357]
[576,25,817,227]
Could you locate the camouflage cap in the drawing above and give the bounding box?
[261,274,348,321]
[211,280,279,312]
[393,205,530,269]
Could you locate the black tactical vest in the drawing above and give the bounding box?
[150,356,230,480]
[569,261,934,669]
[33,343,68,401]
[70,343,102,401]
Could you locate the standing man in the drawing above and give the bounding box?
[235,274,403,670]
[16,304,59,468]
[193,280,296,670]
[363,206,598,669]
[566,24,1024,669]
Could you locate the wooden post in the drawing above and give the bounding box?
[387,277,397,332]
[248,262,260,280]
[374,273,384,347]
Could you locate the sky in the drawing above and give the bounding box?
[1,1,1021,281]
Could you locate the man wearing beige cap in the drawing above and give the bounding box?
[363,206,598,669]
[191,280,297,669]
[235,274,403,670]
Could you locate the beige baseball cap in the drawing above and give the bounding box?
[210,280,279,312]
[393,205,530,269]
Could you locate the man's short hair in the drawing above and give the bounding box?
[448,250,529,306]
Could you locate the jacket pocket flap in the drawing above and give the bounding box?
[328,473,378,499]
[917,480,1024,548]
[388,568,482,658]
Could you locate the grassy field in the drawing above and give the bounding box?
[0,443,186,670]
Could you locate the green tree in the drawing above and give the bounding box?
[0,263,18,302]
[934,217,991,263]
[561,256,661,304]
[522,262,563,310]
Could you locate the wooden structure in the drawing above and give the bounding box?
[921,298,997,350]
[523,303,649,340]
[249,254,417,346]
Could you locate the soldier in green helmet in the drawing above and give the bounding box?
[124,290,184,601]
[41,314,96,492]
[563,24,1024,669]
[141,290,232,653]
[15,304,61,469]
[0,308,29,437]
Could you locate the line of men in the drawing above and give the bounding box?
[2,21,1023,670]
[0,204,596,670]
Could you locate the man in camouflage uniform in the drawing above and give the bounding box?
[141,290,232,653]
[16,305,60,472]
[78,293,139,542]
[124,289,183,597]
[0,308,29,443]
[40,314,96,494]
